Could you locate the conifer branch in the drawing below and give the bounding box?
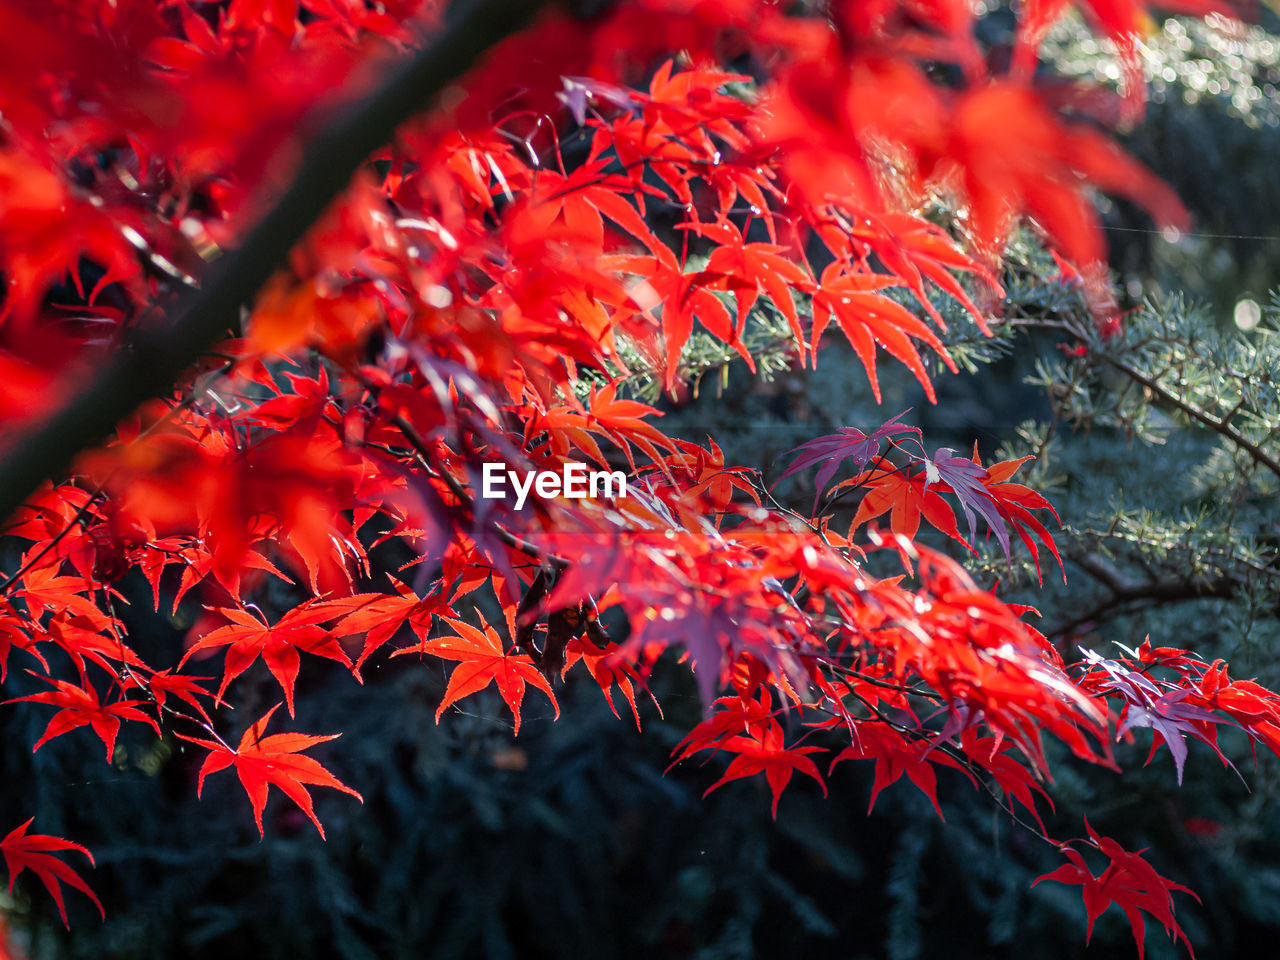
[1102,356,1280,482]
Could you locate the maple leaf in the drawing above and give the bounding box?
[842,456,967,550]
[178,704,363,840]
[123,669,217,724]
[0,482,94,543]
[628,584,757,708]
[1,819,102,927]
[178,603,355,716]
[391,614,558,735]
[978,453,1063,581]
[578,380,680,474]
[168,541,291,614]
[829,722,966,820]
[1034,819,1200,959]
[523,153,661,254]
[670,689,779,766]
[1079,648,1232,785]
[844,447,1061,572]
[702,721,827,818]
[847,212,999,334]
[645,437,759,512]
[778,411,921,512]
[5,675,159,762]
[320,579,446,674]
[1121,686,1233,785]
[15,564,108,623]
[685,217,812,344]
[922,447,1010,559]
[245,366,340,431]
[810,261,956,403]
[45,612,149,680]
[562,637,658,730]
[604,244,751,390]
[0,602,48,681]
[1192,660,1280,758]
[960,728,1054,832]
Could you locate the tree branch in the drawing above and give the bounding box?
[1102,356,1280,482]
[0,0,550,523]
[1047,549,1237,641]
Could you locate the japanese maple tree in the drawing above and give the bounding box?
[0,0,1270,956]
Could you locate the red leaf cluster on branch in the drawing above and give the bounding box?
[0,0,1262,954]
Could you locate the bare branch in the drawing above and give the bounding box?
[1048,549,1237,641]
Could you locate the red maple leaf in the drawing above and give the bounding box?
[842,456,966,550]
[561,637,656,730]
[829,722,967,820]
[605,243,748,391]
[322,576,446,674]
[702,720,827,818]
[685,217,812,346]
[5,675,159,761]
[2,819,102,927]
[847,212,1000,334]
[810,261,956,403]
[978,452,1063,581]
[122,668,217,724]
[0,601,48,681]
[670,689,780,766]
[178,704,363,840]
[391,613,558,735]
[960,728,1054,832]
[178,603,355,716]
[1034,818,1200,959]
[522,151,661,254]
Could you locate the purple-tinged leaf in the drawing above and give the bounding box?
[1121,688,1236,785]
[924,448,1011,561]
[778,411,920,513]
[557,77,638,125]
[1080,649,1239,784]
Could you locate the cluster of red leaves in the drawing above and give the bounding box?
[781,417,1063,578]
[1034,818,1202,959]
[0,0,1263,955]
[1074,638,1280,784]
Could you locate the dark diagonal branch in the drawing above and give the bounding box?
[1048,549,1237,641]
[0,0,550,523]
[1102,356,1280,482]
